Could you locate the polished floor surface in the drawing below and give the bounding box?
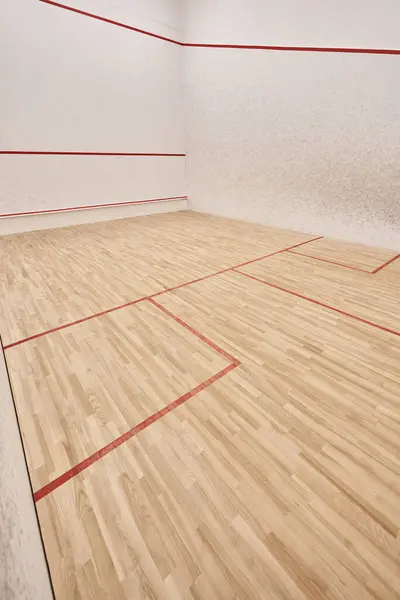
[1,211,400,600]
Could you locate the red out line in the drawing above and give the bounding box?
[4,235,322,349]
[0,196,187,219]
[38,0,400,55]
[0,151,185,157]
[34,361,239,502]
[233,269,400,338]
[287,250,372,273]
[184,43,400,55]
[39,0,182,45]
[372,253,400,274]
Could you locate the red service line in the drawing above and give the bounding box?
[34,298,240,502]
[0,151,185,156]
[233,269,400,338]
[0,196,187,219]
[3,235,322,350]
[39,0,400,55]
[288,249,400,275]
[287,250,372,273]
[372,253,400,274]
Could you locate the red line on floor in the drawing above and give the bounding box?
[34,361,238,502]
[372,253,400,274]
[233,269,400,337]
[32,292,241,503]
[287,250,372,273]
[152,236,324,298]
[0,151,185,157]
[3,235,322,349]
[0,196,187,219]
[149,298,239,364]
[39,0,182,45]
[4,298,147,350]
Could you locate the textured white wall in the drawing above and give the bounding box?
[0,0,185,217]
[184,0,400,48]
[184,1,400,249]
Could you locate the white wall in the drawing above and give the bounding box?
[0,0,185,227]
[184,0,400,249]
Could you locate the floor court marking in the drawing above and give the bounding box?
[232,269,400,338]
[3,235,323,350]
[30,298,240,502]
[288,249,400,274]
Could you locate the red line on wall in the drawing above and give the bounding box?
[0,196,187,219]
[184,43,400,55]
[38,0,400,55]
[233,269,400,337]
[39,0,182,45]
[0,151,185,157]
[372,253,400,274]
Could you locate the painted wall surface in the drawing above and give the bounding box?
[0,0,185,215]
[184,1,400,249]
[184,0,400,48]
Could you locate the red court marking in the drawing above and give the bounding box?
[39,0,183,45]
[0,196,187,219]
[34,362,238,502]
[38,0,400,55]
[149,298,239,364]
[33,297,240,502]
[0,151,185,156]
[184,43,400,55]
[288,249,400,275]
[3,235,322,349]
[372,253,400,274]
[151,236,324,298]
[287,250,372,273]
[4,298,147,350]
[233,269,400,338]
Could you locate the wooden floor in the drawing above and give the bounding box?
[1,211,400,600]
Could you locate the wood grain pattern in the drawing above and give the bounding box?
[6,300,230,492]
[0,211,313,347]
[2,212,400,600]
[0,340,53,600]
[289,236,397,271]
[238,251,400,334]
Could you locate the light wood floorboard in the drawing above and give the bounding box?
[0,211,313,347]
[1,212,400,600]
[288,236,397,271]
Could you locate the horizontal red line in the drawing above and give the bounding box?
[39,0,400,55]
[288,250,371,273]
[3,235,322,349]
[185,43,400,55]
[0,151,185,157]
[372,253,400,274]
[39,0,182,45]
[34,361,238,502]
[233,269,400,337]
[0,196,187,219]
